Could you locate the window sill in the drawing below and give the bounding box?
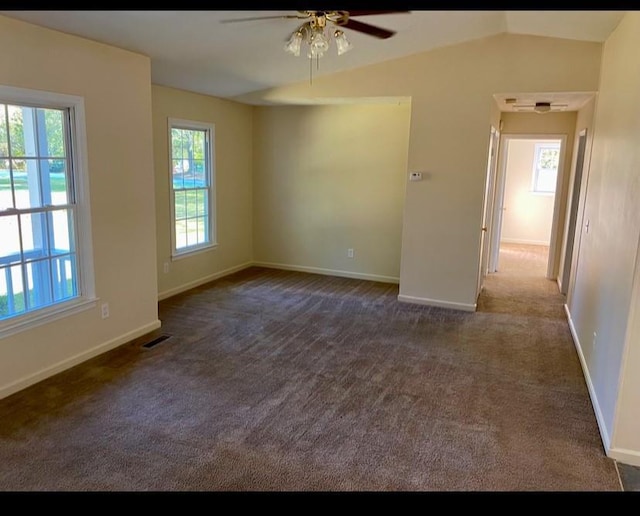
[0,296,98,340]
[171,242,218,261]
[530,191,555,197]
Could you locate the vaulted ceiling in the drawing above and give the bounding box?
[1,10,625,100]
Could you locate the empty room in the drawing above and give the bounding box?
[0,11,639,491]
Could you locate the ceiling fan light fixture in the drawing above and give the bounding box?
[334,29,353,55]
[284,30,303,57]
[307,26,330,59]
[534,102,552,114]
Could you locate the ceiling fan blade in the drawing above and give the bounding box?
[342,18,396,39]
[220,15,305,23]
[347,10,410,17]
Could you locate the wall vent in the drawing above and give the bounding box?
[142,334,172,349]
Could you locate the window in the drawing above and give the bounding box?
[0,86,94,336]
[168,119,216,257]
[532,142,561,194]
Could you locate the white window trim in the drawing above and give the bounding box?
[167,118,217,259]
[531,142,561,195]
[0,85,96,339]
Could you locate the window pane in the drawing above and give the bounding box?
[0,105,7,157]
[175,219,187,250]
[538,148,559,170]
[197,189,208,216]
[52,254,77,302]
[186,218,198,247]
[536,169,557,193]
[174,190,186,220]
[0,160,12,210]
[9,105,37,157]
[21,212,49,260]
[49,209,74,255]
[0,215,21,264]
[47,159,68,205]
[170,128,182,160]
[13,159,42,209]
[193,130,204,159]
[39,108,66,158]
[183,129,193,161]
[197,216,208,245]
[186,190,198,218]
[172,159,183,189]
[193,159,206,187]
[0,264,24,318]
[24,259,53,310]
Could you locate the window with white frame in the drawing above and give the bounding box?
[169,119,216,257]
[0,86,94,335]
[532,142,561,194]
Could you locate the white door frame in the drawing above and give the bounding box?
[488,133,568,280]
[559,128,588,295]
[477,125,500,297]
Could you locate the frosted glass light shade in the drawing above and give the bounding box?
[334,30,353,55]
[284,31,303,57]
[308,28,329,59]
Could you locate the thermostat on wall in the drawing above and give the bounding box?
[409,172,423,181]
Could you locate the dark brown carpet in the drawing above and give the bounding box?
[0,244,620,491]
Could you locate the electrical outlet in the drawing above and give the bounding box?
[163,262,170,274]
[347,248,354,259]
[101,303,110,319]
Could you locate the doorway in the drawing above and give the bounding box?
[489,134,567,278]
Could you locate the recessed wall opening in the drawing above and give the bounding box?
[491,136,566,278]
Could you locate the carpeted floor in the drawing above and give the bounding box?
[0,243,621,491]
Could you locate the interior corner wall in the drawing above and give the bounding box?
[240,33,602,308]
[152,85,253,299]
[0,15,159,398]
[567,11,640,462]
[252,103,411,282]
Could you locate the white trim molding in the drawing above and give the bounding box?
[564,304,612,452]
[0,319,161,400]
[398,294,477,312]
[253,261,399,284]
[609,447,640,468]
[500,238,551,246]
[158,262,253,301]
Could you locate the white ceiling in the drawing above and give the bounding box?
[0,10,626,100]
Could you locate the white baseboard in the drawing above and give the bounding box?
[253,261,400,284]
[564,304,612,452]
[158,262,253,301]
[609,447,640,468]
[398,294,477,312]
[0,319,162,400]
[501,238,550,246]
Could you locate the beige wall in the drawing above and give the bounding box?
[0,16,158,397]
[567,12,640,464]
[253,103,411,281]
[152,85,253,299]
[238,33,602,309]
[500,139,556,245]
[500,112,577,277]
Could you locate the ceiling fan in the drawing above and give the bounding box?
[220,10,409,41]
[510,101,569,113]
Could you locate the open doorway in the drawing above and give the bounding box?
[490,135,566,278]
